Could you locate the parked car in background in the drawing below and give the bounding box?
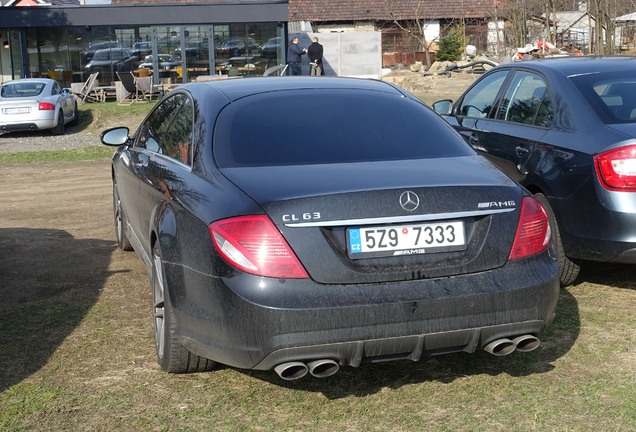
[84,48,138,83]
[101,77,559,379]
[433,56,636,286]
[260,36,281,59]
[217,36,258,57]
[82,40,121,62]
[0,78,78,135]
[138,54,181,70]
[174,39,209,60]
[131,41,152,60]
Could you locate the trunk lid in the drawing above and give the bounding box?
[220,156,524,284]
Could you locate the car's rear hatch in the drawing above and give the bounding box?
[220,156,523,284]
[0,99,42,123]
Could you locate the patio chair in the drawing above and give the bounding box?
[133,75,156,102]
[74,72,100,104]
[116,71,143,105]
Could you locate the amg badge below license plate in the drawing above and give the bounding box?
[347,221,466,259]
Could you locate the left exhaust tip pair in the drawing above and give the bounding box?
[274,359,340,380]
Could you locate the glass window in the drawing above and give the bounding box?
[496,71,552,127]
[458,70,509,118]
[572,70,636,123]
[214,90,475,168]
[18,23,280,88]
[135,93,193,165]
[1,81,46,97]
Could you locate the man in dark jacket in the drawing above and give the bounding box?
[287,37,306,75]
[307,37,324,76]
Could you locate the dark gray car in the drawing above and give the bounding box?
[84,48,138,83]
[433,56,636,286]
[101,77,559,379]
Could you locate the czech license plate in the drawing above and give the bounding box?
[347,220,466,259]
[3,107,30,114]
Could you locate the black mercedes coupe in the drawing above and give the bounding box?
[101,77,559,380]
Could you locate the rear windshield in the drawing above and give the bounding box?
[214,89,474,167]
[570,70,636,124]
[1,82,46,98]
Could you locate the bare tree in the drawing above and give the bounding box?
[382,0,458,69]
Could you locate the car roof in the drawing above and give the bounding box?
[192,76,406,102]
[3,78,54,85]
[502,55,636,77]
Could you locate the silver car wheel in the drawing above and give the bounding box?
[152,249,166,361]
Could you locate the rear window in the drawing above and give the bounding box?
[570,70,636,123]
[214,89,474,167]
[1,82,46,98]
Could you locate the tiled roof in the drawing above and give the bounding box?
[289,0,496,21]
[108,0,495,20]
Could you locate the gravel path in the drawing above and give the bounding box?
[0,127,103,153]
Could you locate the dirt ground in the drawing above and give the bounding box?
[382,70,480,104]
[0,159,151,391]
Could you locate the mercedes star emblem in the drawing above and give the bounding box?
[399,191,420,212]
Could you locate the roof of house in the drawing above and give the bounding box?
[106,0,495,20]
[548,11,590,31]
[289,0,496,21]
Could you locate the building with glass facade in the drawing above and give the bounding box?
[0,1,288,86]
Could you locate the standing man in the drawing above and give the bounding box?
[287,36,306,76]
[307,37,324,76]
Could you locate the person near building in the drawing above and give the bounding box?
[307,36,324,76]
[287,37,306,75]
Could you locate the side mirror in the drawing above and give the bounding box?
[432,99,453,115]
[101,127,130,146]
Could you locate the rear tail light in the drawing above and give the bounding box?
[38,102,55,111]
[210,215,309,279]
[594,145,636,191]
[509,196,551,260]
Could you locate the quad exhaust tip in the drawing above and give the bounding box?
[484,335,540,356]
[274,335,540,380]
[274,359,340,380]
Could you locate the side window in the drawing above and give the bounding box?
[459,70,509,118]
[159,97,193,164]
[51,82,61,95]
[496,71,553,127]
[133,93,193,165]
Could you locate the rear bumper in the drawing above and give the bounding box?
[0,118,55,133]
[168,251,559,371]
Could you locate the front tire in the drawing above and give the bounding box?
[152,243,216,373]
[534,193,580,287]
[113,184,133,251]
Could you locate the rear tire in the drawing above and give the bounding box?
[51,110,65,135]
[113,184,133,251]
[152,243,217,373]
[534,193,580,287]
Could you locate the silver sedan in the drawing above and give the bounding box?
[0,78,78,135]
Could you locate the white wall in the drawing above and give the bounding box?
[291,32,382,79]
